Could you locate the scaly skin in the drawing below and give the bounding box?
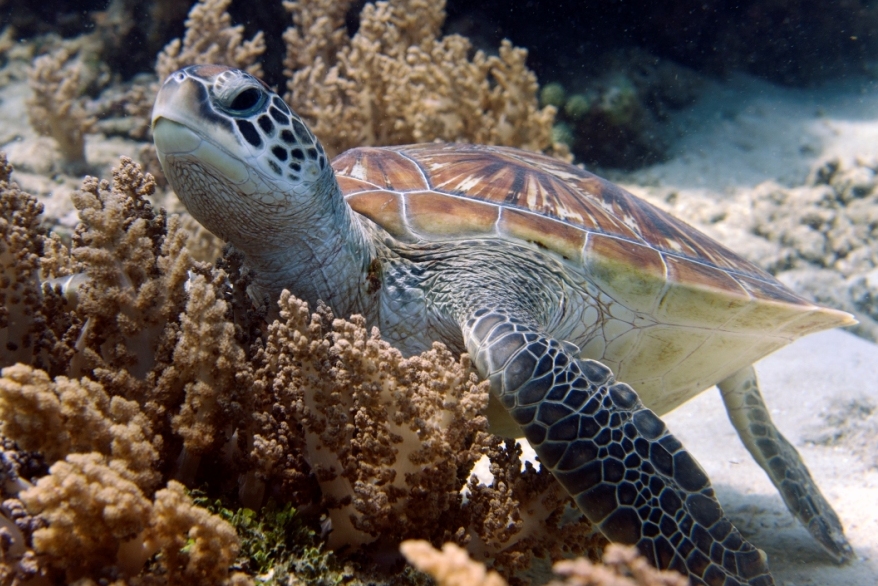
[152,64,852,585]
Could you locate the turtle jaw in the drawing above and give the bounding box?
[153,118,253,187]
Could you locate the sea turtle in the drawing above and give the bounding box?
[151,65,855,585]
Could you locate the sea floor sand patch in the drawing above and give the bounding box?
[666,329,878,586]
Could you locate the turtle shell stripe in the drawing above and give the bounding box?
[382,144,775,282]
[337,175,381,194]
[333,147,429,191]
[398,149,641,240]
[405,191,499,237]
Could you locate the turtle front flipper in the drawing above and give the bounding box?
[463,307,775,586]
[718,366,853,563]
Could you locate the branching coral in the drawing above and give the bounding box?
[464,440,604,574]
[19,456,243,584]
[547,545,688,586]
[68,156,193,384]
[0,153,606,581]
[283,0,562,159]
[0,153,77,376]
[0,363,161,491]
[156,0,267,83]
[401,541,688,586]
[0,154,48,368]
[26,46,97,173]
[248,291,494,548]
[19,453,154,581]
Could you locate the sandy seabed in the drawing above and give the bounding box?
[617,73,878,586]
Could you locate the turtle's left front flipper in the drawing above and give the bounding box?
[463,307,775,586]
[719,366,853,563]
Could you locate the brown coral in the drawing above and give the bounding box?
[0,363,160,491]
[401,541,688,586]
[20,453,154,581]
[0,153,77,376]
[249,291,494,548]
[26,45,97,173]
[283,0,561,158]
[1,153,607,581]
[156,0,267,83]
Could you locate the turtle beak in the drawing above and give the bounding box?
[152,69,251,185]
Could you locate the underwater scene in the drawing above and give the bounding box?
[1,0,878,584]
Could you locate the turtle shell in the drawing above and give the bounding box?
[333,143,854,378]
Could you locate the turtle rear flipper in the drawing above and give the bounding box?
[463,306,775,586]
[719,366,854,563]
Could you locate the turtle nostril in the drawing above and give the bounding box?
[229,87,262,112]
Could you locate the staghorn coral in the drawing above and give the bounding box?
[401,540,687,586]
[26,45,97,173]
[283,0,563,159]
[156,0,267,83]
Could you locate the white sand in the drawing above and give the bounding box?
[620,73,878,585]
[667,330,878,586]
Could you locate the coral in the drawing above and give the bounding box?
[67,156,193,383]
[682,155,878,341]
[0,153,76,376]
[401,541,507,586]
[464,440,603,574]
[548,545,689,586]
[19,453,154,581]
[19,455,242,584]
[156,0,267,83]
[0,153,606,581]
[0,154,48,367]
[26,45,97,173]
[545,48,701,168]
[248,291,494,548]
[167,271,252,482]
[401,541,687,586]
[283,0,562,159]
[147,480,243,584]
[0,363,161,491]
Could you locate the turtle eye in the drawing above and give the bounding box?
[226,87,264,114]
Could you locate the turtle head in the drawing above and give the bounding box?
[151,65,332,247]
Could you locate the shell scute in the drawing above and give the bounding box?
[656,256,751,329]
[345,190,407,239]
[498,208,586,263]
[405,191,499,237]
[583,234,667,314]
[334,147,428,191]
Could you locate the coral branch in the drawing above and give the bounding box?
[283,0,560,158]
[156,0,266,82]
[26,46,96,173]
